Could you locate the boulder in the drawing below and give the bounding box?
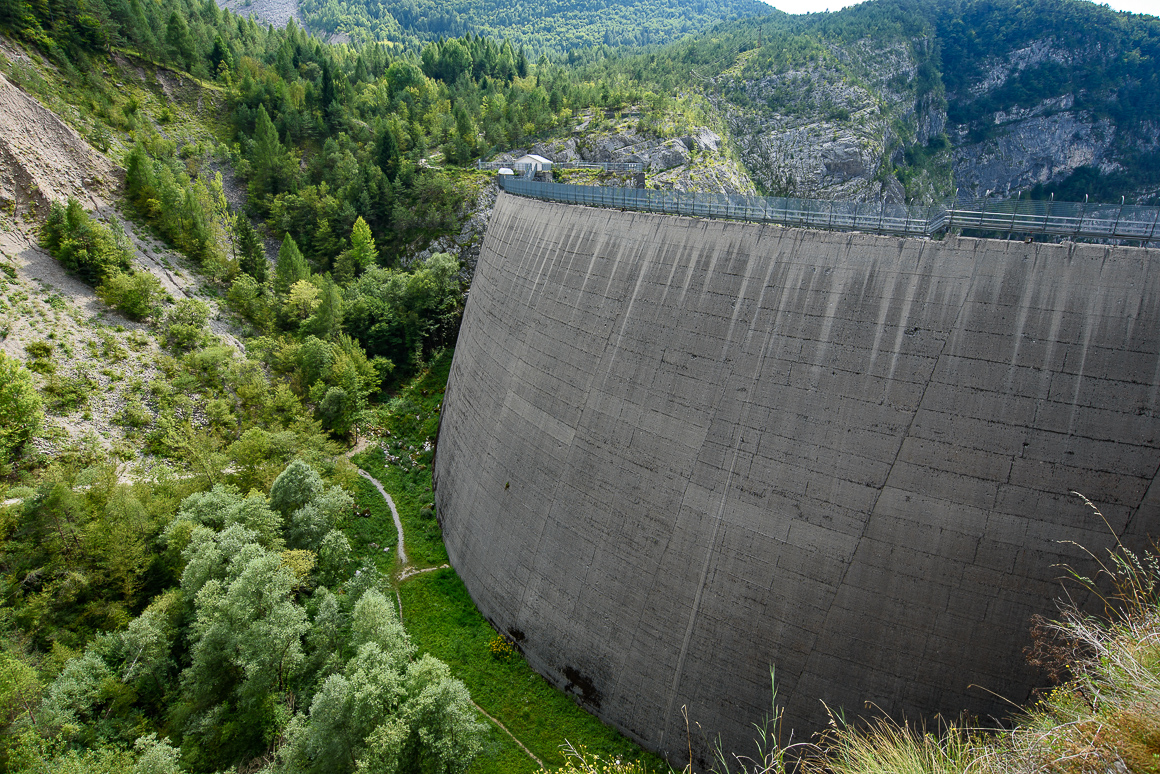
[649,139,691,172]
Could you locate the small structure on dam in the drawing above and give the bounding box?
[433,192,1160,767]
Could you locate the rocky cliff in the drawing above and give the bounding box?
[714,39,942,202]
[945,33,1160,200]
[681,1,1160,205]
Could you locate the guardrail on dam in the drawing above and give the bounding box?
[499,176,1160,242]
[433,191,1160,768]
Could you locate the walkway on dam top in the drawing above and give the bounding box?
[498,176,1160,245]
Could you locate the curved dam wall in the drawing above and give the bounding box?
[434,192,1160,765]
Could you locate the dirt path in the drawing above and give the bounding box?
[348,463,547,768]
[470,700,546,769]
[356,468,407,566]
[397,563,448,580]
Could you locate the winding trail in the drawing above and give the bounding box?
[398,563,449,580]
[357,468,407,566]
[352,460,543,770]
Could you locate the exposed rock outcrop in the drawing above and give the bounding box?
[716,41,946,203]
[952,111,1118,196]
[711,30,1159,205]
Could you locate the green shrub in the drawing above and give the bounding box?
[0,352,43,471]
[44,370,97,412]
[159,298,210,351]
[118,401,153,429]
[24,341,55,375]
[39,198,131,285]
[96,270,164,321]
[227,273,274,331]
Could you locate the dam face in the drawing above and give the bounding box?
[434,192,1160,764]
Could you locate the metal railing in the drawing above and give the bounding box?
[558,161,646,173]
[497,177,1160,243]
[478,160,646,173]
[477,161,547,175]
[942,196,1160,241]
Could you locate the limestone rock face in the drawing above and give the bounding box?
[499,109,757,195]
[716,40,936,202]
[579,132,646,162]
[649,139,690,171]
[531,137,582,163]
[952,111,1118,196]
[713,32,1160,204]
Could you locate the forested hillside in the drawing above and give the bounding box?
[0,0,671,771]
[297,0,773,52]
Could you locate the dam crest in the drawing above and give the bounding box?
[434,192,1160,767]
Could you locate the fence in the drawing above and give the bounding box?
[558,161,646,173]
[497,176,1160,243]
[942,196,1160,241]
[476,160,546,176]
[477,160,646,173]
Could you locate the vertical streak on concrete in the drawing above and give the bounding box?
[603,220,663,382]
[1066,284,1100,439]
[886,242,926,383]
[660,242,769,747]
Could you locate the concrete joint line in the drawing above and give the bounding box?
[804,240,967,668]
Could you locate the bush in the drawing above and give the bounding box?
[24,341,55,375]
[227,274,274,331]
[159,299,210,351]
[488,635,516,661]
[96,270,164,321]
[44,371,97,412]
[40,198,131,285]
[118,400,153,429]
[0,352,43,471]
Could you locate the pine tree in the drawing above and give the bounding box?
[303,276,344,341]
[250,105,287,205]
[235,217,266,283]
[165,11,196,71]
[321,58,336,110]
[348,217,377,272]
[274,234,309,295]
[377,125,400,182]
[210,33,231,78]
[312,219,341,273]
[334,249,356,287]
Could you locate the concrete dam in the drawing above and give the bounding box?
[433,191,1160,765]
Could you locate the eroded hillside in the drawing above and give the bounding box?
[0,45,244,465]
